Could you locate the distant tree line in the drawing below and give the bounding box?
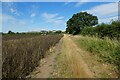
[2,30,64,35]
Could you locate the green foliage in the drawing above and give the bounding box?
[55,30,62,34]
[3,30,63,35]
[66,12,98,35]
[81,20,120,39]
[2,34,63,78]
[77,36,120,76]
[8,30,15,34]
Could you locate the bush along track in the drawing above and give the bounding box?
[81,21,120,40]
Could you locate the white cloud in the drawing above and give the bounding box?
[42,12,65,26]
[2,14,27,32]
[75,2,85,7]
[75,0,90,7]
[10,8,20,16]
[65,0,119,7]
[64,0,75,5]
[56,16,64,20]
[3,3,20,16]
[30,13,36,17]
[10,8,15,13]
[3,14,27,26]
[28,5,40,18]
[87,3,118,17]
[83,2,118,23]
[99,16,118,24]
[42,13,58,19]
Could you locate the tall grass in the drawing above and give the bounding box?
[77,36,120,76]
[2,34,63,78]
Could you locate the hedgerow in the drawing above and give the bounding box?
[81,20,120,39]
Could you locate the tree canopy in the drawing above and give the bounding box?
[66,12,98,35]
[8,30,15,34]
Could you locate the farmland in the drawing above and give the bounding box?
[2,34,63,78]
[1,2,120,79]
[2,33,120,78]
[1,21,120,79]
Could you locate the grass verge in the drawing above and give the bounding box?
[76,35,120,77]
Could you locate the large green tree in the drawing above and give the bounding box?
[66,12,98,35]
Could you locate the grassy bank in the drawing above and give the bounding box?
[76,35,120,76]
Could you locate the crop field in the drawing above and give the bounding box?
[2,34,63,78]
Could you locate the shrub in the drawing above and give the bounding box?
[81,20,120,39]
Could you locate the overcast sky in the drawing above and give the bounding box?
[1,2,118,32]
